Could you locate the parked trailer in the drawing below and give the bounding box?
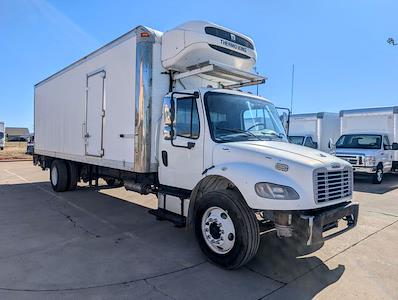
[0,122,4,150]
[333,107,398,183]
[288,112,340,152]
[34,21,358,269]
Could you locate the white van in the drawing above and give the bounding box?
[333,107,398,183]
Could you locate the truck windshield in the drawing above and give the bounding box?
[288,136,304,145]
[0,132,3,139]
[336,134,382,149]
[204,92,287,143]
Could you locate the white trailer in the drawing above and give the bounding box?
[0,122,4,150]
[333,107,398,183]
[34,20,358,269]
[288,112,340,152]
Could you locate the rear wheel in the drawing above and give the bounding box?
[372,165,383,184]
[194,189,260,269]
[66,161,79,191]
[50,160,68,192]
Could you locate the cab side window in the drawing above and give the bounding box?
[304,137,315,148]
[175,97,200,139]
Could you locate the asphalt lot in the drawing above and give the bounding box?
[0,161,397,299]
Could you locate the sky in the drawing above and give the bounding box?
[0,0,397,131]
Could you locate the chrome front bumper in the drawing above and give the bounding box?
[297,202,359,245]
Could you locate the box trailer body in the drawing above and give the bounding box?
[288,112,340,152]
[0,122,4,150]
[34,21,358,269]
[333,107,398,183]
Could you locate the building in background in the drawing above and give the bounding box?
[5,127,30,141]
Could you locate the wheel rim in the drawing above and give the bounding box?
[377,169,383,182]
[201,206,236,254]
[51,165,58,186]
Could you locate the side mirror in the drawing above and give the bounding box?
[392,143,398,150]
[312,142,318,149]
[279,112,289,135]
[163,97,176,140]
[328,138,335,149]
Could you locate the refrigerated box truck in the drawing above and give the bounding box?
[0,122,4,150]
[333,107,398,183]
[34,21,358,269]
[288,112,340,152]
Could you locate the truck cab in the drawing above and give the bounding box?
[333,133,398,183]
[157,86,358,268]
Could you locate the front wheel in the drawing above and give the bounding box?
[194,189,260,269]
[372,165,383,184]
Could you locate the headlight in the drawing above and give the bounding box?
[364,156,376,166]
[255,182,300,200]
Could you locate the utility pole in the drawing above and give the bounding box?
[290,64,295,113]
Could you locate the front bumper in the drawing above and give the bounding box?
[295,201,359,245]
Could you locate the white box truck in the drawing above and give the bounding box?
[288,112,340,152]
[332,107,398,184]
[0,122,4,150]
[34,21,358,269]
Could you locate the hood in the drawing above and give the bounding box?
[213,141,351,169]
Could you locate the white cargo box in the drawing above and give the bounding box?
[340,106,398,160]
[35,26,168,172]
[289,112,340,152]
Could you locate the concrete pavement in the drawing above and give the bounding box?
[0,161,397,299]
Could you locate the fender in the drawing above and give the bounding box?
[187,162,310,228]
[205,162,307,208]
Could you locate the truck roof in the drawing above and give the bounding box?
[35,25,161,88]
[340,106,398,117]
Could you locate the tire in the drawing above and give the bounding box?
[105,178,123,187]
[372,165,383,184]
[66,161,79,191]
[105,178,115,186]
[193,189,260,269]
[50,160,69,192]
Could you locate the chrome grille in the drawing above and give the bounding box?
[314,167,353,203]
[336,155,363,166]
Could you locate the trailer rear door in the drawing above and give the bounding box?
[85,71,105,157]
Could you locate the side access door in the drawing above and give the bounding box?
[84,70,106,157]
[158,94,204,190]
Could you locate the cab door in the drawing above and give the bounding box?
[382,135,393,171]
[158,95,204,190]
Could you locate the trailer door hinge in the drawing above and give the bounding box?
[101,109,105,117]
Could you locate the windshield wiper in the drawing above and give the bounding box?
[215,127,264,141]
[260,131,285,140]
